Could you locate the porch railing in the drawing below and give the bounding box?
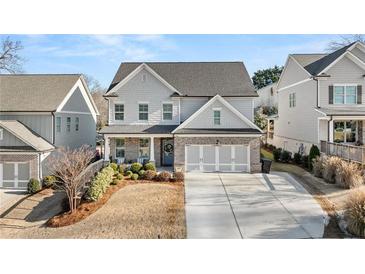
[320,140,365,164]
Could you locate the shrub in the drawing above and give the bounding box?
[130,162,143,173]
[131,173,139,180]
[125,170,133,177]
[345,189,365,237]
[335,161,363,189]
[322,156,342,184]
[308,145,320,170]
[118,164,125,174]
[273,148,282,162]
[173,171,184,182]
[293,153,302,164]
[144,162,156,171]
[281,150,291,162]
[156,171,171,182]
[111,178,119,185]
[312,155,326,178]
[144,170,157,180]
[27,178,41,194]
[87,166,114,201]
[117,173,124,180]
[139,169,146,178]
[42,175,56,188]
[109,162,118,171]
[301,155,309,168]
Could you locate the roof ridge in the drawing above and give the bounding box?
[120,61,244,64]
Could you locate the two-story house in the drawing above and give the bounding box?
[100,62,262,173]
[269,41,365,160]
[0,74,99,188]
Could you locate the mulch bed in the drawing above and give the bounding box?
[47,178,183,228]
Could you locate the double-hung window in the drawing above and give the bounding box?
[163,103,173,120]
[75,117,79,131]
[115,138,125,159]
[115,104,124,121]
[289,93,296,108]
[213,110,221,125]
[139,104,148,121]
[56,117,61,133]
[334,85,357,104]
[139,138,149,159]
[66,117,71,132]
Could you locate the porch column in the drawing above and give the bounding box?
[329,120,334,142]
[150,136,155,162]
[104,136,110,161]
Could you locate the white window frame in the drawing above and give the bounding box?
[114,103,125,121]
[1,162,30,188]
[115,138,125,160]
[0,128,3,140]
[333,84,358,105]
[66,117,71,132]
[289,92,296,108]
[333,120,358,143]
[56,117,61,133]
[213,109,221,125]
[75,117,79,131]
[162,103,173,121]
[138,138,150,160]
[138,103,149,121]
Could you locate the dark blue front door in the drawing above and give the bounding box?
[162,139,174,166]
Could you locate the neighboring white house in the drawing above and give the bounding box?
[0,74,99,188]
[100,62,262,173]
[269,41,365,160]
[254,82,278,109]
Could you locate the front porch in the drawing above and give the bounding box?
[103,135,174,167]
[320,140,365,164]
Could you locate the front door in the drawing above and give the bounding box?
[162,139,174,166]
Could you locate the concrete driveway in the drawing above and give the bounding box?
[0,188,28,216]
[185,172,325,239]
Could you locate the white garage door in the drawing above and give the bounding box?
[0,162,30,188]
[185,145,249,172]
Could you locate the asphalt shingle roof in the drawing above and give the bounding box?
[173,128,262,134]
[0,74,81,111]
[99,124,178,134]
[106,62,257,97]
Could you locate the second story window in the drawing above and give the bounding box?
[289,93,296,108]
[56,117,61,133]
[213,110,221,125]
[163,103,173,120]
[66,117,71,132]
[139,104,148,121]
[115,104,124,121]
[75,117,79,131]
[334,85,357,104]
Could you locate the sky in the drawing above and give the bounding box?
[2,34,346,88]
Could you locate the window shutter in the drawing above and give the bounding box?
[329,85,334,104]
[357,85,362,104]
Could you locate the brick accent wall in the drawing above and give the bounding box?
[174,136,261,173]
[154,138,161,167]
[0,153,39,180]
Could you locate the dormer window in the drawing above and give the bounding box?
[213,110,221,125]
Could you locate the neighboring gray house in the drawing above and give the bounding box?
[0,74,99,188]
[100,62,262,173]
[269,41,365,160]
[254,82,278,109]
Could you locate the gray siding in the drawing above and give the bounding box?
[0,114,53,143]
[278,57,310,90]
[61,87,90,112]
[54,113,96,148]
[0,127,29,147]
[225,97,254,121]
[185,100,250,128]
[319,55,365,107]
[350,47,365,63]
[180,97,209,122]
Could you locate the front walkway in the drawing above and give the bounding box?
[185,172,325,239]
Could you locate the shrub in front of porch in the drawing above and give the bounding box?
[144,162,156,171]
[109,162,118,172]
[309,145,320,170]
[335,161,363,189]
[130,162,143,173]
[157,171,171,182]
[27,178,41,194]
[345,189,365,237]
[87,166,114,201]
[143,170,157,180]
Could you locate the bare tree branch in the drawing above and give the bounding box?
[0,36,24,73]
[326,34,365,52]
[46,146,95,213]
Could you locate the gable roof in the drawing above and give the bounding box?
[0,120,55,152]
[0,74,81,112]
[106,62,257,97]
[172,94,262,133]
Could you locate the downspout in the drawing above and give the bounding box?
[328,115,333,142]
[38,153,42,181]
[313,77,320,108]
[51,111,56,144]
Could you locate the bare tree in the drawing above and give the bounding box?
[83,74,104,93]
[327,34,365,52]
[0,36,24,73]
[47,146,95,213]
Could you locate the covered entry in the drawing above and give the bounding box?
[185,145,249,172]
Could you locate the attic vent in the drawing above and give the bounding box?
[142,74,147,82]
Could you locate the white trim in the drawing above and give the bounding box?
[0,112,52,115]
[277,78,312,92]
[0,128,3,140]
[318,50,365,76]
[346,51,365,71]
[175,134,262,137]
[104,63,182,96]
[172,94,262,133]
[314,108,328,116]
[57,111,94,115]
[332,84,358,105]
[104,133,173,138]
[178,98,181,124]
[289,55,313,77]
[162,102,173,121]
